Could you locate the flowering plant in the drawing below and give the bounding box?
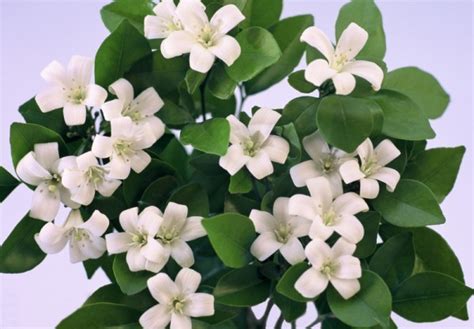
[1,0,472,328]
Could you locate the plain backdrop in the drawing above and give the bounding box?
[1,0,473,328]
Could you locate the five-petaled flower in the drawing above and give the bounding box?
[140,268,214,329]
[35,210,109,263]
[339,138,401,199]
[16,142,78,221]
[250,197,311,265]
[295,238,362,300]
[35,55,107,126]
[219,108,290,179]
[149,0,245,73]
[301,23,384,95]
[289,176,368,244]
[290,131,354,196]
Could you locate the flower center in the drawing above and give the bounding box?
[242,132,264,157]
[197,24,216,48]
[157,227,179,244]
[123,103,143,122]
[167,18,182,33]
[47,173,62,193]
[70,228,90,242]
[274,223,292,243]
[68,86,87,105]
[113,139,134,158]
[331,53,350,72]
[85,166,106,186]
[171,297,186,314]
[319,154,338,174]
[131,233,147,247]
[360,156,380,176]
[320,260,337,278]
[322,208,338,226]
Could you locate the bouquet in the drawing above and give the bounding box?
[1,0,472,328]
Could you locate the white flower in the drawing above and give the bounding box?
[140,268,214,329]
[339,138,401,199]
[219,108,290,179]
[158,0,245,73]
[35,210,109,263]
[35,56,107,126]
[301,23,384,95]
[289,176,368,244]
[92,117,157,180]
[106,206,167,273]
[295,238,361,300]
[101,78,165,140]
[290,131,354,195]
[61,151,121,206]
[144,0,183,39]
[16,142,78,221]
[250,197,311,265]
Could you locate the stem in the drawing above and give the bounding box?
[258,300,274,327]
[274,312,285,329]
[252,178,261,203]
[246,308,259,329]
[200,75,209,122]
[291,321,297,329]
[306,313,335,328]
[237,83,247,116]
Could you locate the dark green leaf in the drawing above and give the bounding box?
[113,253,154,295]
[140,176,179,209]
[228,169,252,194]
[205,88,237,118]
[185,69,206,94]
[276,263,312,303]
[288,70,317,93]
[84,284,155,312]
[157,137,190,180]
[354,211,380,258]
[241,0,282,29]
[180,118,230,156]
[0,166,19,202]
[273,291,307,322]
[100,0,154,33]
[281,96,319,138]
[157,100,194,127]
[19,98,68,137]
[207,63,238,100]
[169,183,209,217]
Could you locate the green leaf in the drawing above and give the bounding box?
[354,211,380,258]
[393,272,473,322]
[327,270,392,327]
[57,302,141,329]
[241,0,282,29]
[369,233,415,291]
[140,176,179,209]
[336,0,386,59]
[226,27,281,82]
[0,214,46,273]
[180,118,230,156]
[213,265,271,306]
[371,90,435,141]
[383,67,450,119]
[281,96,319,138]
[84,284,155,312]
[169,183,210,217]
[207,63,238,100]
[273,291,307,322]
[205,88,237,118]
[185,69,206,94]
[288,70,317,93]
[10,122,68,168]
[113,254,153,295]
[95,20,151,88]
[403,146,465,203]
[228,170,252,194]
[157,137,190,180]
[158,100,194,127]
[276,263,312,303]
[100,0,154,33]
[0,166,19,202]
[83,254,116,282]
[202,213,256,268]
[19,98,68,137]
[316,96,375,153]
[371,179,446,227]
[245,15,314,94]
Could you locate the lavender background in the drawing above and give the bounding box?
[1,0,472,328]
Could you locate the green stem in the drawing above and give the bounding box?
[200,75,209,122]
[258,300,274,327]
[275,312,285,329]
[306,313,335,328]
[237,83,247,116]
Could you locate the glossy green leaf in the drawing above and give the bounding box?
[354,211,381,258]
[19,98,68,137]
[273,291,307,322]
[205,88,237,118]
[180,118,230,156]
[281,96,319,138]
[276,262,312,303]
[207,63,238,100]
[113,254,154,295]
[241,0,282,29]
[84,284,155,312]
[169,183,209,217]
[185,69,206,94]
[140,176,179,209]
[0,166,19,202]
[100,0,154,33]
[157,100,194,128]
[288,70,317,93]
[228,169,252,194]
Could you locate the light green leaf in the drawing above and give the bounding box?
[241,0,282,29]
[185,69,206,95]
[276,262,313,303]
[383,67,450,119]
[281,96,319,138]
[226,27,281,82]
[354,211,380,258]
[228,170,252,194]
[207,63,238,100]
[100,0,154,33]
[205,88,237,119]
[288,70,317,94]
[169,183,210,217]
[202,213,256,268]
[0,166,19,202]
[371,179,446,227]
[180,118,230,156]
[113,254,153,295]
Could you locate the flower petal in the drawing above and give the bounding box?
[184,293,215,317]
[80,210,109,236]
[290,160,321,187]
[109,78,134,104]
[371,167,400,192]
[35,86,65,113]
[248,108,281,142]
[334,255,362,279]
[330,278,360,300]
[139,304,171,329]
[130,150,152,174]
[96,178,121,197]
[326,171,344,197]
[145,15,172,39]
[306,176,333,210]
[138,206,163,233]
[227,115,250,144]
[305,59,336,87]
[210,4,245,34]
[119,207,139,233]
[40,60,67,84]
[30,183,60,221]
[35,222,67,254]
[335,22,368,61]
[126,246,147,271]
[343,60,384,91]
[300,26,335,61]
[160,30,195,58]
[71,183,95,206]
[180,217,206,241]
[357,138,374,165]
[209,35,241,66]
[339,159,365,184]
[148,272,179,304]
[141,238,167,265]
[305,239,332,268]
[134,87,164,115]
[92,135,113,159]
[249,209,277,233]
[288,194,317,220]
[334,214,364,244]
[219,144,249,176]
[78,235,106,260]
[332,237,356,257]
[171,239,194,267]
[108,156,131,180]
[374,139,401,167]
[288,216,311,238]
[171,313,192,329]
[63,103,87,126]
[190,44,216,73]
[295,267,329,298]
[175,268,202,295]
[360,178,380,199]
[280,237,305,265]
[303,131,330,161]
[34,142,59,171]
[106,232,132,254]
[333,192,368,215]
[176,0,207,34]
[246,152,274,179]
[308,216,334,241]
[260,135,289,164]
[16,152,51,185]
[163,202,188,228]
[85,84,107,107]
[76,151,98,170]
[250,232,282,262]
[101,99,125,121]
[67,55,93,85]
[272,197,290,222]
[332,72,356,95]
[143,116,166,140]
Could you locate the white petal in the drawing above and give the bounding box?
[145,256,169,273]
[72,183,95,205]
[76,151,98,170]
[160,31,195,58]
[189,44,216,73]
[335,23,368,61]
[339,159,365,184]
[40,60,67,84]
[333,192,368,215]
[334,214,364,244]
[143,116,165,140]
[16,152,51,185]
[326,171,344,197]
[64,210,84,229]
[250,232,283,262]
[108,156,131,180]
[180,217,206,241]
[30,183,61,222]
[171,313,192,329]
[306,176,333,210]
[295,267,329,298]
[56,156,77,174]
[370,167,400,192]
[96,178,121,197]
[141,238,167,264]
[357,138,374,166]
[290,160,321,187]
[280,237,305,265]
[308,216,334,241]
[288,194,317,220]
[288,216,312,238]
[305,59,336,87]
[111,115,134,136]
[164,202,188,226]
[35,87,65,113]
[105,232,132,254]
[332,72,356,96]
[300,26,335,61]
[85,84,107,107]
[80,210,109,236]
[246,152,274,180]
[303,131,330,161]
[78,235,107,260]
[101,99,124,121]
[139,304,171,329]
[343,60,384,91]
[69,238,87,263]
[218,144,249,176]
[130,150,152,174]
[126,246,147,271]
[145,15,172,39]
[148,272,179,304]
[34,142,59,171]
[35,222,67,254]
[209,35,241,67]
[134,87,164,115]
[138,206,162,235]
[210,4,245,34]
[176,268,201,295]
[109,78,134,104]
[272,197,290,222]
[119,207,139,233]
[58,185,80,209]
[171,239,194,267]
[330,278,360,300]
[261,135,289,164]
[184,293,215,317]
[63,103,86,126]
[305,239,332,268]
[248,108,281,142]
[331,237,356,257]
[360,178,380,199]
[132,124,157,150]
[374,139,401,167]
[176,0,208,34]
[226,115,250,144]
[92,135,113,159]
[249,209,277,233]
[67,55,93,85]
[334,255,362,279]
[61,169,83,190]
